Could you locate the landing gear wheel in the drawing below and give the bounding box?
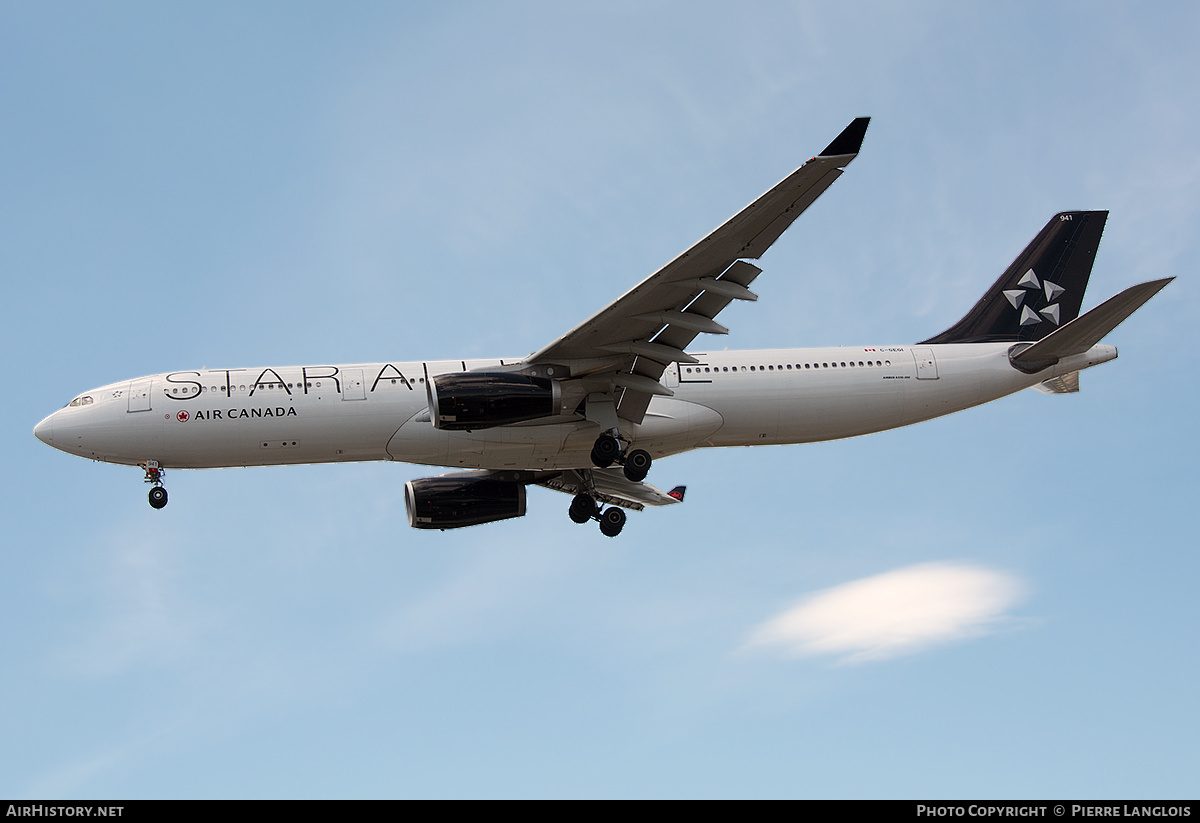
[591,434,621,468]
[622,449,652,483]
[569,494,597,524]
[148,486,168,509]
[599,506,626,537]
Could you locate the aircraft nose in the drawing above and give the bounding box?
[33,413,55,445]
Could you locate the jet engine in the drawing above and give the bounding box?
[427,372,562,430]
[404,475,527,529]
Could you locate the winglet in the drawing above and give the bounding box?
[819,117,871,158]
[667,486,686,502]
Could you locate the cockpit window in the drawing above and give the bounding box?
[67,396,93,407]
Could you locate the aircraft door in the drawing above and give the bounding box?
[912,348,939,380]
[128,379,152,412]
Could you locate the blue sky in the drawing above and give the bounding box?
[3,1,1198,799]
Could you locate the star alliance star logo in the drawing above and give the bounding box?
[1003,269,1064,328]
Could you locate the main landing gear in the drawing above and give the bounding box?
[143,461,168,509]
[590,434,652,483]
[569,493,627,537]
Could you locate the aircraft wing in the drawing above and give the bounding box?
[521,117,870,424]
[433,468,685,512]
[537,468,685,511]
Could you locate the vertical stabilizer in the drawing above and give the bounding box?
[921,211,1108,344]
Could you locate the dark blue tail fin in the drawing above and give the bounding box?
[921,211,1108,344]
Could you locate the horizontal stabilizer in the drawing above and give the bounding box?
[1010,277,1173,373]
[1034,372,1080,394]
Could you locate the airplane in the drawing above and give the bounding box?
[33,117,1173,537]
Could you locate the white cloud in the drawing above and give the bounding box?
[746,562,1025,663]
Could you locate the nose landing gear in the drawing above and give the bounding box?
[142,461,168,509]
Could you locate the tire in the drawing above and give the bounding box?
[148,486,168,509]
[569,494,596,524]
[591,435,620,468]
[590,448,612,469]
[623,449,651,482]
[599,506,626,537]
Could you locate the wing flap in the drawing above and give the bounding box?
[650,261,763,358]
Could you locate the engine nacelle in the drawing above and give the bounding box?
[427,372,562,430]
[404,476,527,529]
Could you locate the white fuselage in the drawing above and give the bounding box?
[34,342,1118,473]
